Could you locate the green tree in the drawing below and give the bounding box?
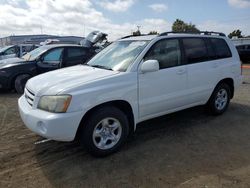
[132,30,141,36]
[172,19,200,33]
[228,30,243,39]
[148,31,159,35]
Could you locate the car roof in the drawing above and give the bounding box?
[33,44,84,52]
[43,44,82,48]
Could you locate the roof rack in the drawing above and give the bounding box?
[120,34,151,39]
[159,31,226,37]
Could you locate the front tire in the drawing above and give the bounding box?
[207,83,231,115]
[81,106,129,157]
[14,74,30,94]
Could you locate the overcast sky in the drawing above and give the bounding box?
[0,0,250,40]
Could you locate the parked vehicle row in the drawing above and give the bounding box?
[0,44,38,60]
[0,31,108,93]
[0,44,95,93]
[18,32,242,156]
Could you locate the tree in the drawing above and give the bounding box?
[228,30,243,39]
[172,19,200,33]
[132,30,141,36]
[132,25,142,36]
[148,31,159,35]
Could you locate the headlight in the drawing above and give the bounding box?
[38,95,72,113]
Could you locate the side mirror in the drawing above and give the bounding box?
[141,60,159,73]
[39,56,44,62]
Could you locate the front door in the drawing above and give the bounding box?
[138,39,188,120]
[37,48,64,74]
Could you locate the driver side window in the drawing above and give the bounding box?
[43,48,63,63]
[144,39,181,69]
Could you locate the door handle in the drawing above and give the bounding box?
[176,69,186,75]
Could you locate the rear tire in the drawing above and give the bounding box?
[14,74,30,94]
[81,106,129,157]
[207,83,231,115]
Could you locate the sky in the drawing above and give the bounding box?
[0,0,250,40]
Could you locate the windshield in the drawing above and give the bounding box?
[0,46,13,53]
[22,46,49,61]
[87,40,149,72]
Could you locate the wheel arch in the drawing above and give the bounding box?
[75,100,135,140]
[216,78,234,99]
[10,72,32,90]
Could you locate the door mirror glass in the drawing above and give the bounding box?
[141,60,159,73]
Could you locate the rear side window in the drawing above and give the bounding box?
[210,38,232,59]
[66,48,86,59]
[182,38,208,64]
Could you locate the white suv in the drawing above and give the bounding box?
[19,32,242,156]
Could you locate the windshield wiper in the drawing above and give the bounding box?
[90,65,113,70]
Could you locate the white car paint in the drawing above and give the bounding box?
[19,34,242,142]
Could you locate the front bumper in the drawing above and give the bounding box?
[0,77,9,90]
[18,95,83,141]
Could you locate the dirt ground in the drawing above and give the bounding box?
[0,69,250,188]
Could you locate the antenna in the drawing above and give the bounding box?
[137,25,141,31]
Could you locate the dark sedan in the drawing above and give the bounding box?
[0,44,95,93]
[236,44,250,63]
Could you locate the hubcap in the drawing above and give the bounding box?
[215,89,228,111]
[92,117,122,150]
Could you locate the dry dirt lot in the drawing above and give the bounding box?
[0,69,250,188]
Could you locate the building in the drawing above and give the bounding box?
[0,35,84,47]
[231,38,250,46]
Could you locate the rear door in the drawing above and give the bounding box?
[63,47,88,67]
[183,37,231,104]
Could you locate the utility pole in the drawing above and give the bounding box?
[40,26,43,34]
[84,24,86,37]
[137,25,141,32]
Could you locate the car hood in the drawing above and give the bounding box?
[0,57,27,68]
[26,65,119,96]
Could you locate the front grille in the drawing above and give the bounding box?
[24,88,35,106]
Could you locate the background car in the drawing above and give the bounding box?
[236,44,250,63]
[0,44,38,60]
[0,44,95,93]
